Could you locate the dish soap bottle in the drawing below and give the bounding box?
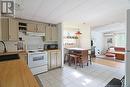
[17,37,24,51]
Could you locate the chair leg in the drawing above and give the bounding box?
[82,63,84,68]
[90,56,92,65]
[64,54,67,64]
[75,58,77,69]
[68,56,71,66]
[87,62,88,66]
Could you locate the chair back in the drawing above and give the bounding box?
[80,50,88,63]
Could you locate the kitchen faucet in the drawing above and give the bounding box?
[0,41,7,53]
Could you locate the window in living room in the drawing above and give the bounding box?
[114,33,126,47]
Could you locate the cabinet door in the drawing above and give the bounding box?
[50,52,57,69]
[27,23,36,32]
[37,23,45,33]
[0,17,1,40]
[52,25,58,41]
[9,18,18,41]
[1,18,9,41]
[47,51,51,70]
[56,51,62,67]
[19,53,28,64]
[45,25,52,41]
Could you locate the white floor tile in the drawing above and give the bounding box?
[38,62,125,87]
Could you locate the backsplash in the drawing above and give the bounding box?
[0,41,17,52]
[27,36,44,50]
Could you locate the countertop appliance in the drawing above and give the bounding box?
[44,44,58,50]
[28,51,48,75]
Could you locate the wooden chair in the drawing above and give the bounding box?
[68,54,80,68]
[79,50,89,68]
[69,50,88,68]
[64,49,70,64]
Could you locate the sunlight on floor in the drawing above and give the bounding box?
[72,71,82,78]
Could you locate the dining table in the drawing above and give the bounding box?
[65,48,90,67]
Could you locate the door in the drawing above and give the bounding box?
[56,51,62,67]
[50,52,57,69]
[126,9,130,87]
[9,18,18,41]
[52,25,58,41]
[1,18,9,41]
[37,23,45,33]
[28,53,46,68]
[45,24,52,41]
[27,23,36,32]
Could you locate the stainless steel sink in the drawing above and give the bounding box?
[0,54,20,62]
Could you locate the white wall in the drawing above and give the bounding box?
[57,23,64,67]
[126,9,130,87]
[91,31,104,55]
[0,41,17,52]
[80,24,91,49]
[63,22,91,49]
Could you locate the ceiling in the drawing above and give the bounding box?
[15,0,130,27]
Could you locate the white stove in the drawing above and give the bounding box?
[28,51,48,75]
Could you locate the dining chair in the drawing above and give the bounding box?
[79,50,89,68]
[64,49,70,64]
[69,50,88,68]
[68,53,80,68]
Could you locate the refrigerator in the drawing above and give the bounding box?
[126,9,130,87]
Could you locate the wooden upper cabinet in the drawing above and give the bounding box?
[0,18,1,41]
[52,25,58,41]
[45,24,58,41]
[1,18,9,41]
[45,24,52,41]
[37,23,45,33]
[27,23,37,32]
[9,18,19,41]
[1,18,18,41]
[27,22,45,33]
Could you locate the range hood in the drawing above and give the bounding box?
[27,32,45,36]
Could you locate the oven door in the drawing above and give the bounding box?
[28,53,47,68]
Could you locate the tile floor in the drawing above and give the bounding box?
[38,59,125,87]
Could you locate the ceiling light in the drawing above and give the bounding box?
[75,31,82,35]
[75,25,82,35]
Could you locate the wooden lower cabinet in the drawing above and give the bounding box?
[48,50,62,70]
[115,53,125,60]
[50,51,57,69]
[19,52,28,64]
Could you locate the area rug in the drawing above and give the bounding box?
[96,55,115,60]
[93,58,125,68]
[96,55,125,63]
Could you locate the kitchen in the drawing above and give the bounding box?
[0,17,62,87]
[0,0,129,87]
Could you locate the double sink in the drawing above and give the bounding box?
[0,53,20,62]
